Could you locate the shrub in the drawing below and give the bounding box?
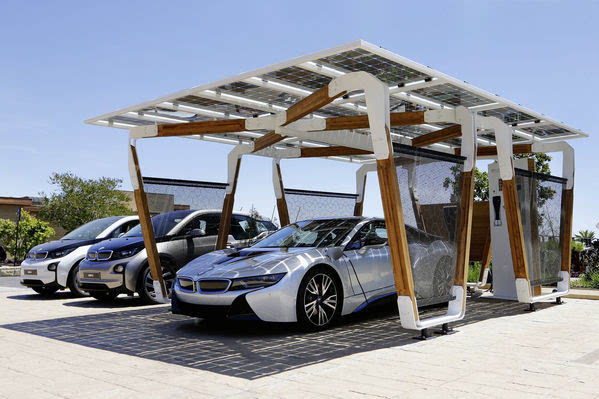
[0,211,55,261]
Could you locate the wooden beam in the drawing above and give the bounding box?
[453,169,475,286]
[156,119,246,137]
[502,178,530,280]
[129,144,166,297]
[324,111,426,131]
[215,158,241,250]
[274,162,290,227]
[411,125,462,148]
[252,131,284,152]
[299,146,371,158]
[455,143,533,157]
[560,188,574,273]
[376,128,416,307]
[283,86,346,126]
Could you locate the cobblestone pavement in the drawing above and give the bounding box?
[1,287,599,399]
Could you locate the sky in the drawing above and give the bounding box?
[1,1,597,233]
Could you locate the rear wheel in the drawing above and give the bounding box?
[32,286,58,297]
[137,260,176,304]
[296,267,342,331]
[67,262,88,298]
[90,291,119,302]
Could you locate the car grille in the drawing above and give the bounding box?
[97,251,113,261]
[198,279,230,292]
[178,278,195,291]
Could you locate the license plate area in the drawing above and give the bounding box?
[83,272,101,279]
[24,269,37,276]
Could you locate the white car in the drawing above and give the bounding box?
[20,216,139,296]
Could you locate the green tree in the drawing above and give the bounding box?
[574,230,595,247]
[38,172,133,231]
[473,168,489,201]
[0,211,55,261]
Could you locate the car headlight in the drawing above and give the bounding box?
[49,248,76,258]
[228,273,286,291]
[115,247,142,259]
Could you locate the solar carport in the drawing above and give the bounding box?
[86,40,587,333]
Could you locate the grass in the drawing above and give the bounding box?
[468,262,482,283]
[572,270,599,289]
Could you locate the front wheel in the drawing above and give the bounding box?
[137,261,175,305]
[67,262,88,298]
[296,267,342,331]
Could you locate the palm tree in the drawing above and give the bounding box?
[574,230,596,247]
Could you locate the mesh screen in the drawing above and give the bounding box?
[142,177,226,212]
[393,144,465,306]
[284,188,358,222]
[515,169,566,286]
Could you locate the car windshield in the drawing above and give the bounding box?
[124,210,193,238]
[62,216,122,240]
[253,219,359,248]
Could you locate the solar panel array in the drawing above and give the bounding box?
[87,40,586,161]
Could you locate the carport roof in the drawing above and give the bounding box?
[86,39,587,153]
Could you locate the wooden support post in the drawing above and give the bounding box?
[376,129,417,311]
[560,188,574,273]
[216,157,241,250]
[353,174,367,217]
[129,143,166,297]
[273,160,290,227]
[479,231,492,282]
[502,178,530,281]
[454,170,475,286]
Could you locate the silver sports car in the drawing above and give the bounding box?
[172,217,455,330]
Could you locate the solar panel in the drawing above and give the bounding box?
[87,39,587,159]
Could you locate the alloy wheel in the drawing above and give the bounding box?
[303,273,338,326]
[143,265,175,300]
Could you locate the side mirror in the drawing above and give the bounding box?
[358,242,387,255]
[326,247,344,261]
[190,228,206,237]
[118,232,125,238]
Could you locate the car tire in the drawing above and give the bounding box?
[296,266,342,331]
[67,261,88,298]
[137,259,176,305]
[90,291,119,302]
[32,286,58,297]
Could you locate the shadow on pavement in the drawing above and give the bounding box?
[1,297,555,380]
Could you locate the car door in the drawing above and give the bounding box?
[343,221,393,294]
[173,213,221,263]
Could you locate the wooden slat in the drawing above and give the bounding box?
[283,86,346,126]
[479,231,492,282]
[502,178,529,280]
[157,119,246,137]
[376,127,416,308]
[412,125,462,148]
[129,145,166,297]
[455,143,533,157]
[215,158,241,250]
[274,162,290,227]
[454,170,475,286]
[252,131,283,152]
[324,111,426,131]
[299,146,371,158]
[560,188,574,272]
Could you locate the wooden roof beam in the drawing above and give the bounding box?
[411,125,462,147]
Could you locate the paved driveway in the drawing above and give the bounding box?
[1,285,599,399]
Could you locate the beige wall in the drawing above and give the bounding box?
[121,191,175,215]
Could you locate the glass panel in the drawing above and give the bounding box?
[284,188,358,222]
[515,169,566,287]
[142,177,226,211]
[393,144,465,306]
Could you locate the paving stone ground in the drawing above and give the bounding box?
[1,282,599,399]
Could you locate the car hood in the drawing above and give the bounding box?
[29,239,97,254]
[178,247,317,279]
[88,236,146,252]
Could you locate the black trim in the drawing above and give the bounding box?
[171,292,258,320]
[514,168,567,184]
[142,176,228,190]
[284,188,358,199]
[392,142,466,164]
